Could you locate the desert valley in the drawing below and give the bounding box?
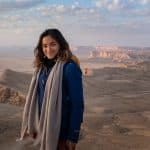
[0,45,150,150]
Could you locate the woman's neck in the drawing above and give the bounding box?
[44,56,57,69]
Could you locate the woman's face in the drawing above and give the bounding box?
[42,35,60,59]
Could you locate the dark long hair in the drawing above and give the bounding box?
[33,28,80,69]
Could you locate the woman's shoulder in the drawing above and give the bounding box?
[63,59,82,75]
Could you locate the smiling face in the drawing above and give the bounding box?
[42,35,60,59]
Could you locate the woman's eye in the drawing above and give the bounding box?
[51,43,56,46]
[43,45,47,48]
[43,43,56,48]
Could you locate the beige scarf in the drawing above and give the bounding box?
[18,59,65,150]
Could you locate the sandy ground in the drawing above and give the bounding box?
[0,59,150,149]
[0,103,23,150]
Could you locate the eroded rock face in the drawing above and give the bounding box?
[0,86,25,106]
[137,61,150,71]
[0,69,32,107]
[0,69,32,95]
[89,46,150,65]
[89,50,131,61]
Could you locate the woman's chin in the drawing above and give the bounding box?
[47,56,55,59]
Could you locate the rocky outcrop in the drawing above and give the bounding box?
[136,61,150,71]
[0,69,31,107]
[83,68,93,76]
[0,69,32,95]
[0,85,25,106]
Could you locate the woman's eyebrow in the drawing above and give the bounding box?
[50,41,56,43]
[43,41,56,45]
[42,44,47,46]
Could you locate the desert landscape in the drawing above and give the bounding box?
[0,46,150,150]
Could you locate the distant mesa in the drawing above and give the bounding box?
[70,45,77,51]
[89,46,131,62]
[88,46,150,63]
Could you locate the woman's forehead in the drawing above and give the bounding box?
[42,36,56,44]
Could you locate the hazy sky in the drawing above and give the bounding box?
[0,0,150,47]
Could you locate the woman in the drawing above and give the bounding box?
[18,28,84,150]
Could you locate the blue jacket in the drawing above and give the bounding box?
[37,60,84,143]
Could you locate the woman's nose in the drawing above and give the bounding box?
[47,46,51,51]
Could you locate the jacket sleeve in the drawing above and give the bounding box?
[64,62,84,143]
